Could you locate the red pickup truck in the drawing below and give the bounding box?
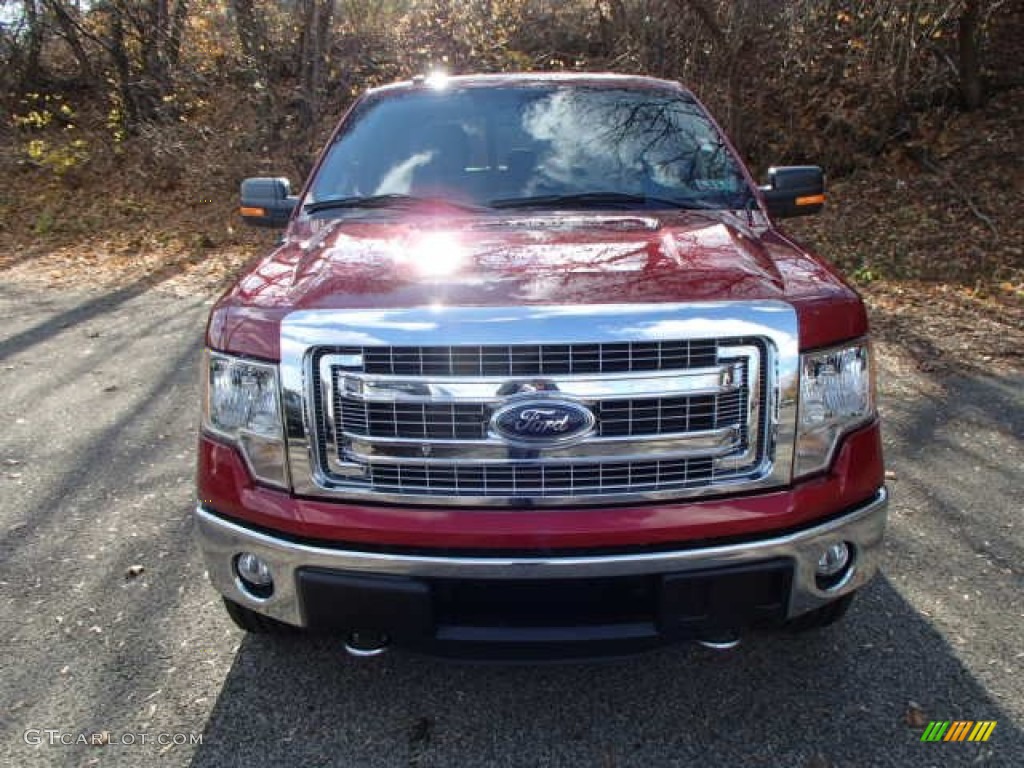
[197,73,886,659]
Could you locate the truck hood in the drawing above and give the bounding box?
[209,211,866,359]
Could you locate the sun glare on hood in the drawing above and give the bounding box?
[407,231,467,277]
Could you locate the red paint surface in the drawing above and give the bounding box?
[197,422,883,550]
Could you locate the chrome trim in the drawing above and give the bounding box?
[341,426,741,465]
[195,487,888,628]
[331,364,745,404]
[280,302,800,506]
[714,343,760,475]
[327,350,750,468]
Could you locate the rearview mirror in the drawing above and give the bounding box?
[760,166,825,219]
[240,177,297,228]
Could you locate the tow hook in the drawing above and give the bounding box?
[696,633,741,651]
[344,631,390,657]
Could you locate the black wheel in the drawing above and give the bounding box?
[784,593,855,633]
[222,598,299,634]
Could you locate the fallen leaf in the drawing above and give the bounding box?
[904,701,928,728]
[125,564,145,580]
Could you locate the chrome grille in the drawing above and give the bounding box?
[314,340,761,499]
[280,303,800,506]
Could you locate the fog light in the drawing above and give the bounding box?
[816,542,851,577]
[815,542,852,590]
[235,552,274,598]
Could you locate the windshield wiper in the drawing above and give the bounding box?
[487,192,726,210]
[305,194,484,214]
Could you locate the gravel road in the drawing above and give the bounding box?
[1,283,1021,768]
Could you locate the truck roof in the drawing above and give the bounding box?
[367,72,690,97]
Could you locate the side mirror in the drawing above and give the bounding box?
[240,177,297,228]
[760,166,825,218]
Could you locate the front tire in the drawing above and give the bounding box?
[222,598,299,634]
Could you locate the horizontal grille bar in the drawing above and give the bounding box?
[343,340,720,376]
[341,428,742,465]
[337,392,747,441]
[341,364,743,404]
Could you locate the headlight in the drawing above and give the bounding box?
[794,340,874,477]
[202,351,288,488]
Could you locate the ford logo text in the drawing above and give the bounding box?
[490,399,595,447]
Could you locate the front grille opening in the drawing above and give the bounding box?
[432,575,658,627]
[342,402,489,440]
[364,458,720,496]
[595,390,744,437]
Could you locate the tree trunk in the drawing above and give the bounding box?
[314,0,334,97]
[231,0,267,73]
[670,0,746,143]
[21,0,44,88]
[167,0,190,72]
[295,0,335,131]
[45,0,97,82]
[107,8,155,127]
[958,0,984,110]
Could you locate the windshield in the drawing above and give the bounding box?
[306,84,752,212]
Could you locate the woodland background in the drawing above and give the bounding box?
[0,1,1021,316]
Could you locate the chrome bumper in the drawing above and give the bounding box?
[195,487,887,628]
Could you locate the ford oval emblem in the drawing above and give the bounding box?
[490,398,596,447]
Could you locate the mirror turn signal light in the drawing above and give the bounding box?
[796,194,826,207]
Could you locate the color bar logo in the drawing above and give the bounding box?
[921,721,997,742]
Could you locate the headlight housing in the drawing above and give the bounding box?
[202,351,288,488]
[794,340,875,478]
